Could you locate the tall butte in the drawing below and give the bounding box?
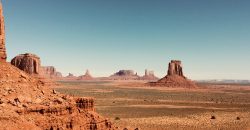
[0,2,6,61]
[149,60,197,88]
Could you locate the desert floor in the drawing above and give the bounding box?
[54,81,250,130]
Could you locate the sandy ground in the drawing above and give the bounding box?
[55,81,250,130]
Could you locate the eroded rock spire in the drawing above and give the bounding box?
[0,2,6,61]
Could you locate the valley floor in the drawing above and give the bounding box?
[55,81,250,130]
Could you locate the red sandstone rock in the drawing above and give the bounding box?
[0,3,6,61]
[168,60,184,77]
[141,69,159,81]
[1,57,116,130]
[40,66,63,78]
[78,69,94,80]
[11,53,41,75]
[149,60,196,88]
[11,53,62,79]
[109,70,140,80]
[1,3,116,129]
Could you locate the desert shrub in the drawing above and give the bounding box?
[115,117,120,120]
[211,116,216,119]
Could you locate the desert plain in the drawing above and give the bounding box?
[55,81,250,130]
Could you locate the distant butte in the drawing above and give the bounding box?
[78,69,94,80]
[149,60,197,88]
[11,53,62,79]
[140,69,159,81]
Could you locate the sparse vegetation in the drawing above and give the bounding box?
[56,81,250,130]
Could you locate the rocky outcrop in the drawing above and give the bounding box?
[0,62,115,130]
[109,70,140,80]
[11,53,63,79]
[1,3,116,129]
[0,3,6,61]
[11,53,41,75]
[168,60,184,77]
[149,60,196,88]
[40,66,63,78]
[141,69,159,81]
[78,70,94,80]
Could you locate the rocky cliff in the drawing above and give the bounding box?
[0,3,6,61]
[11,53,62,79]
[0,62,115,130]
[40,66,63,78]
[11,53,41,75]
[149,60,196,88]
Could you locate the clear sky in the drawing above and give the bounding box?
[2,0,250,80]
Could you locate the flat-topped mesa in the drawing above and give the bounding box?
[0,3,6,61]
[109,70,140,80]
[11,53,41,74]
[168,60,184,77]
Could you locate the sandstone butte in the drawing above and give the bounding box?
[11,53,63,79]
[149,60,197,88]
[140,69,159,81]
[0,3,116,130]
[78,70,94,80]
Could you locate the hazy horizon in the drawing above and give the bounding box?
[3,0,250,80]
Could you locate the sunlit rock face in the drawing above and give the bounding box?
[149,60,197,88]
[0,3,6,61]
[11,53,41,75]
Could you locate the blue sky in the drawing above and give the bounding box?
[2,0,250,79]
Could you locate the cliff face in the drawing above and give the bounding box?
[40,66,63,78]
[0,3,6,61]
[11,53,41,75]
[149,60,196,88]
[167,60,184,77]
[11,53,62,79]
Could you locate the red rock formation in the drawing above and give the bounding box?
[0,3,6,61]
[0,62,115,130]
[11,53,63,79]
[168,60,183,77]
[40,66,63,78]
[109,70,140,80]
[1,3,116,129]
[11,53,41,75]
[149,60,196,88]
[141,69,159,81]
[78,69,94,80]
